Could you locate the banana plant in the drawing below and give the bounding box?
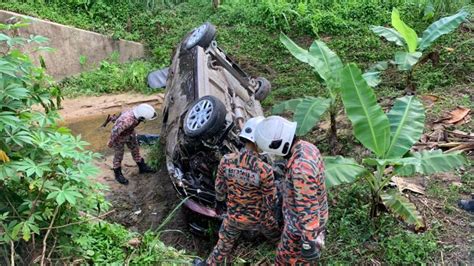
[330,63,468,228]
[275,34,383,154]
[371,8,469,93]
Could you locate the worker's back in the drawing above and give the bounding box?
[215,149,275,226]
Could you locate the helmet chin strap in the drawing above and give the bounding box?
[283,136,298,160]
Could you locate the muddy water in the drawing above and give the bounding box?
[66,113,162,154]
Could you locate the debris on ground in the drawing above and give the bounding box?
[414,105,473,154]
[390,176,425,195]
[434,106,471,125]
[415,128,474,154]
[420,94,439,108]
[128,237,142,248]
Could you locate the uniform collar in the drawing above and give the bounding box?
[286,140,304,168]
[242,147,259,156]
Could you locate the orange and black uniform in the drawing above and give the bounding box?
[207,148,280,265]
[275,140,328,265]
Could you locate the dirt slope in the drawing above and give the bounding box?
[59,93,216,256]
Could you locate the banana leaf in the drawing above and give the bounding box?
[395,150,468,176]
[394,51,422,71]
[280,33,321,70]
[272,98,303,114]
[308,40,343,89]
[362,61,388,87]
[340,64,391,157]
[418,9,469,51]
[370,26,405,46]
[324,156,366,187]
[381,190,425,229]
[391,8,418,52]
[293,97,331,136]
[385,96,425,158]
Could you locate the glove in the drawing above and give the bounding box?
[301,232,325,261]
[273,196,283,226]
[107,140,113,148]
[215,200,226,216]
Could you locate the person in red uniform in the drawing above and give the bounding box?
[255,116,328,265]
[205,116,281,265]
[108,104,157,185]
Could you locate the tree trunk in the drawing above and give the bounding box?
[212,0,220,9]
[328,107,338,155]
[405,70,416,95]
[370,193,380,218]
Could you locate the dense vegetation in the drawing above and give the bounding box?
[0,0,472,264]
[0,19,190,265]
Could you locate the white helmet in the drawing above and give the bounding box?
[239,116,264,143]
[133,104,157,121]
[255,116,297,156]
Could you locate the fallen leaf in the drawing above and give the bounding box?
[446,106,471,124]
[128,237,141,247]
[420,94,439,107]
[454,114,471,126]
[391,176,425,195]
[449,130,474,139]
[446,142,474,152]
[444,47,454,52]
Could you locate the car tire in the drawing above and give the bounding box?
[184,95,226,138]
[184,22,216,50]
[255,77,271,101]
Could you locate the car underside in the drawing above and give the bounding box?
[160,23,271,222]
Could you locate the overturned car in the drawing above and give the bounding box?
[160,23,272,223]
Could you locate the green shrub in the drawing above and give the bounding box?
[382,231,437,263]
[70,221,191,264]
[0,20,108,264]
[60,59,157,97]
[147,141,166,170]
[0,19,188,265]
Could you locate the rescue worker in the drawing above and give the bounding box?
[254,116,328,265]
[206,116,281,265]
[108,103,157,185]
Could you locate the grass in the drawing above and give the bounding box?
[59,58,159,97]
[1,0,472,263]
[62,196,194,264]
[146,141,167,170]
[67,217,192,264]
[231,182,441,264]
[322,183,439,264]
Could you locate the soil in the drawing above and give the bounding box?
[61,92,473,263]
[59,93,217,257]
[409,173,473,264]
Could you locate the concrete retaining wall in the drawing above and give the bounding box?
[0,10,145,80]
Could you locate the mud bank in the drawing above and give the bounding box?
[60,93,218,256]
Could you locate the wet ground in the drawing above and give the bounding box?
[60,93,217,257]
[61,94,163,154]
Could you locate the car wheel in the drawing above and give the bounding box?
[184,22,216,50]
[255,77,271,101]
[184,95,226,138]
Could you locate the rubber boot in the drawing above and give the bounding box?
[114,167,129,185]
[192,258,206,266]
[137,158,155,174]
[458,199,474,212]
